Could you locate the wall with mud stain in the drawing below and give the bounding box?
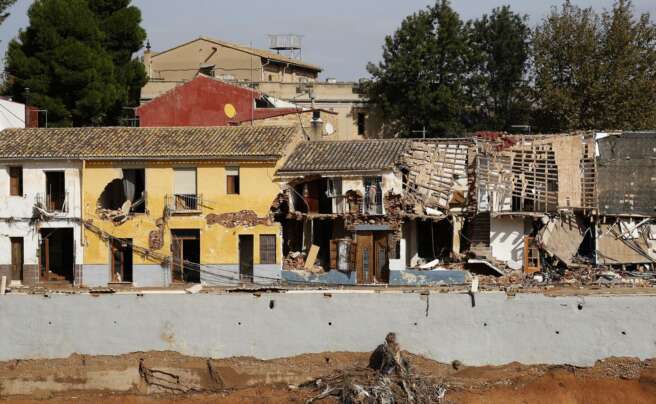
[0,291,654,366]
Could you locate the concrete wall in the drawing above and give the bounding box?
[0,291,654,366]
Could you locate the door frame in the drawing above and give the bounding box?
[170,229,200,283]
[10,237,23,282]
[239,235,254,282]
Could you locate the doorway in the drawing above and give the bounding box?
[239,235,254,281]
[171,229,200,283]
[111,238,133,283]
[45,171,66,212]
[355,231,389,284]
[40,228,75,283]
[10,237,23,282]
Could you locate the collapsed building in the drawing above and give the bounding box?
[473,131,655,280]
[274,138,475,285]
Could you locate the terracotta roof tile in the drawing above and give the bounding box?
[277,139,412,175]
[0,126,297,160]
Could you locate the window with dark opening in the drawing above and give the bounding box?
[9,166,22,196]
[122,169,146,213]
[357,112,366,136]
[45,171,66,212]
[260,234,276,264]
[226,167,240,194]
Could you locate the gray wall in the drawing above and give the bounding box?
[0,291,654,366]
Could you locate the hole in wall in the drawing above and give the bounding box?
[555,331,560,335]
[237,322,242,326]
[578,304,583,310]
[413,322,418,326]
[622,331,627,335]
[483,322,488,327]
[328,322,332,326]
[269,300,275,309]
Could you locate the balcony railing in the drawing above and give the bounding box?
[166,194,202,213]
[35,192,68,213]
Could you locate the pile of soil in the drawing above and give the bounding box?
[0,353,654,403]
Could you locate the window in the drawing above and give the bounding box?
[357,112,366,136]
[122,169,146,213]
[226,167,240,194]
[363,176,383,215]
[9,166,22,196]
[260,234,276,264]
[173,168,198,211]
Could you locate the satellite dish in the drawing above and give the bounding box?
[324,122,335,135]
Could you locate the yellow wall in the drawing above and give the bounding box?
[83,161,283,267]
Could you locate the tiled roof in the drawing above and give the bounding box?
[277,139,412,175]
[0,126,298,160]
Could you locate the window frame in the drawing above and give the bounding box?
[9,166,23,197]
[259,234,277,265]
[226,166,240,195]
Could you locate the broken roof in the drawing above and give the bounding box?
[276,139,412,176]
[0,126,298,161]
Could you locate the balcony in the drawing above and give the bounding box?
[35,192,68,214]
[166,194,202,214]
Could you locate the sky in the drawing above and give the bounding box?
[1,0,656,81]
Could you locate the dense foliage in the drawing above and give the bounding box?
[4,0,146,126]
[368,0,656,136]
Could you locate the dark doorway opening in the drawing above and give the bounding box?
[417,220,453,261]
[10,237,23,282]
[40,228,74,283]
[171,229,200,283]
[239,235,254,281]
[111,238,133,283]
[45,171,66,212]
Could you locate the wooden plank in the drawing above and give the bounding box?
[304,244,320,270]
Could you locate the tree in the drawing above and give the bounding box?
[4,0,146,126]
[532,1,602,132]
[366,0,469,137]
[466,6,531,131]
[597,0,656,130]
[0,0,16,26]
[88,0,147,115]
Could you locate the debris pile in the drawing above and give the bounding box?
[284,251,306,270]
[97,200,132,224]
[304,333,448,403]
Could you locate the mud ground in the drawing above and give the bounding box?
[0,351,654,403]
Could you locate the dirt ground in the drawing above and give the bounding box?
[0,352,655,403]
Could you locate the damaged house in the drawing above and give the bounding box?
[0,126,302,288]
[474,131,655,277]
[0,136,83,286]
[274,138,475,285]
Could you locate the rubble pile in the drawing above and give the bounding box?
[284,251,306,270]
[304,333,448,404]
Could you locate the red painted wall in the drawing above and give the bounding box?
[138,76,266,127]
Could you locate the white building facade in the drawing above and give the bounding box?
[0,161,83,286]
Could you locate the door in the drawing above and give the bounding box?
[171,230,200,283]
[356,232,389,284]
[10,237,23,282]
[239,235,254,281]
[524,236,541,274]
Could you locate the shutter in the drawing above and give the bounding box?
[350,240,357,270]
[329,240,337,270]
[174,168,197,195]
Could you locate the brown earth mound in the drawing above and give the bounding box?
[0,352,654,403]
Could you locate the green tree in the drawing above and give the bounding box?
[0,0,17,26]
[532,1,602,132]
[366,0,469,137]
[88,0,146,114]
[4,0,146,126]
[466,6,531,131]
[597,0,656,129]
